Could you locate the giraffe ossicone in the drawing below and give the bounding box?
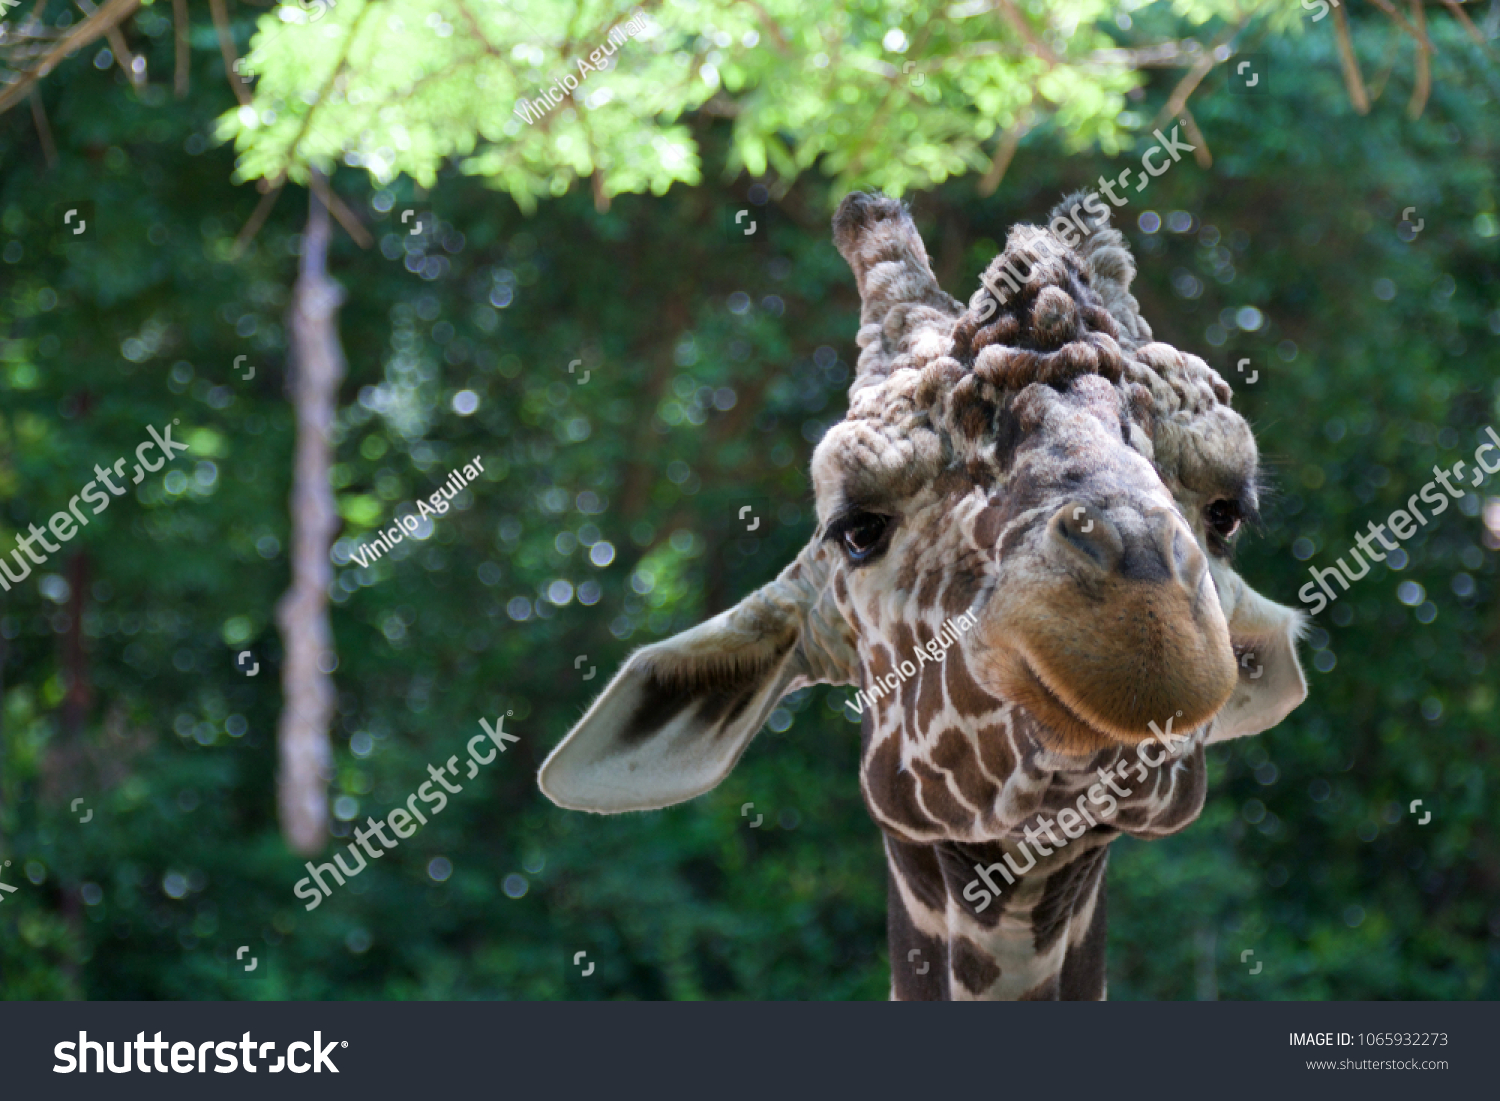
[539,190,1308,1000]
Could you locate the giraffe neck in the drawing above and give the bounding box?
[851,618,1211,999]
[884,832,1113,1000]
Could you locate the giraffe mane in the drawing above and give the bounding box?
[833,192,1242,455]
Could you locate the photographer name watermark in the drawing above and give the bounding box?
[846,612,977,715]
[347,456,484,570]
[512,10,650,126]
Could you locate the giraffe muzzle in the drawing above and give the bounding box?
[978,501,1237,752]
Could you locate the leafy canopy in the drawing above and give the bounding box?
[218,0,1310,209]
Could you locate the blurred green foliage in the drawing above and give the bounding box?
[0,1,1498,1000]
[220,0,1313,203]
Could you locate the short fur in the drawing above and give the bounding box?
[539,190,1308,1001]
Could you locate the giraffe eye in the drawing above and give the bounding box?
[833,511,891,563]
[1205,499,1242,544]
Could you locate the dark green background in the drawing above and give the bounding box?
[1,5,1497,999]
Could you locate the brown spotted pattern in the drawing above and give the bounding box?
[816,191,1281,1001]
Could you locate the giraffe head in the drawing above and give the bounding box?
[539,192,1306,833]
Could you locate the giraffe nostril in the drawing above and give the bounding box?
[1048,502,1124,574]
[1173,524,1210,594]
[1050,503,1209,595]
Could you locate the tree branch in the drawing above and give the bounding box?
[576,105,610,213]
[231,175,284,256]
[1439,0,1495,57]
[276,178,346,856]
[1088,40,1209,69]
[455,0,529,86]
[1332,2,1371,115]
[30,87,57,167]
[308,170,371,248]
[976,107,1031,198]
[997,0,1059,66]
[1179,105,1211,169]
[0,0,141,116]
[1150,20,1248,131]
[74,0,142,90]
[1369,0,1438,53]
[208,0,251,106]
[1409,0,1431,119]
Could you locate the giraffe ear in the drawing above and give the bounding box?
[538,568,840,814]
[1206,563,1309,743]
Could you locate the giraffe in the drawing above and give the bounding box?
[538,191,1308,1000]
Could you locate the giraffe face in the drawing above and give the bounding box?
[536,192,1309,1002]
[538,191,1305,843]
[802,193,1306,846]
[814,364,1254,760]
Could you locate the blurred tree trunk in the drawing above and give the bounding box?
[276,181,344,855]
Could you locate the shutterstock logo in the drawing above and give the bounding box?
[54,1031,344,1074]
